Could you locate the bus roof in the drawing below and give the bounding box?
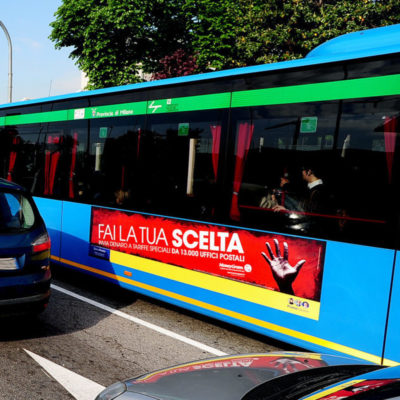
[306,23,400,59]
[2,23,400,110]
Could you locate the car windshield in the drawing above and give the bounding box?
[241,365,383,400]
[0,190,36,233]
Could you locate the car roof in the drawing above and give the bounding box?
[0,178,26,192]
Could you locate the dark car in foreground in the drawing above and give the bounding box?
[96,351,400,400]
[0,178,51,315]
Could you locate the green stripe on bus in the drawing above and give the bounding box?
[146,92,231,114]
[5,110,69,125]
[0,93,230,126]
[70,101,148,120]
[232,74,400,107]
[2,74,400,127]
[1,101,148,127]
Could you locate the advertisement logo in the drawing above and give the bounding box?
[74,108,85,119]
[289,298,310,310]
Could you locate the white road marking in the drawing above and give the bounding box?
[51,284,227,356]
[24,349,105,400]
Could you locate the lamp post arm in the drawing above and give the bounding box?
[0,20,13,103]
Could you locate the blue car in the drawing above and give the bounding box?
[0,178,51,315]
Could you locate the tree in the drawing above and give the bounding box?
[49,0,192,89]
[233,0,400,65]
[152,49,198,80]
[50,0,400,89]
[182,0,241,71]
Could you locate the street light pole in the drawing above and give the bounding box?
[0,20,13,103]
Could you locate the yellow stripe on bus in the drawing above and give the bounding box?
[110,250,320,320]
[51,254,396,366]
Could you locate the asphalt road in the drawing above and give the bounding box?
[0,265,297,400]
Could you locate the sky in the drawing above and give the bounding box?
[0,1,82,105]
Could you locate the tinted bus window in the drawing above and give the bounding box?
[229,98,399,247]
[67,121,90,202]
[0,127,15,179]
[346,54,400,80]
[0,124,45,193]
[139,110,227,219]
[88,116,144,208]
[229,102,340,240]
[0,121,90,200]
[43,121,90,201]
[232,64,345,92]
[30,121,89,200]
[335,97,399,247]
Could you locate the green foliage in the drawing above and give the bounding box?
[50,0,191,89]
[49,0,400,89]
[183,0,241,70]
[234,0,400,65]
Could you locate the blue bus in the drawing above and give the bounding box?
[1,24,400,365]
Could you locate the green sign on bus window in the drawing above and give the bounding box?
[178,123,190,136]
[99,127,108,138]
[300,116,318,133]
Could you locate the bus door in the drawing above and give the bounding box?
[225,100,399,362]
[380,115,400,365]
[59,116,144,266]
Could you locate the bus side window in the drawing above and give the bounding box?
[230,103,340,239]
[88,117,144,208]
[230,99,399,247]
[334,99,399,247]
[2,124,45,194]
[139,110,225,219]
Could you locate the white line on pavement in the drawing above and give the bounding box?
[24,349,105,400]
[51,284,227,357]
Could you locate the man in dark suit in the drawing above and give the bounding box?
[300,165,328,214]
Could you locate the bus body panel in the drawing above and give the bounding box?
[34,197,63,258]
[4,24,400,366]
[319,241,394,359]
[59,201,95,267]
[38,198,396,364]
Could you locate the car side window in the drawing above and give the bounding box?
[0,191,35,230]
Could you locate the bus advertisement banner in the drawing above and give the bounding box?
[89,207,326,316]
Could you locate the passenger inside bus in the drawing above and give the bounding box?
[259,171,298,210]
[301,164,332,214]
[114,188,132,207]
[273,164,332,215]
